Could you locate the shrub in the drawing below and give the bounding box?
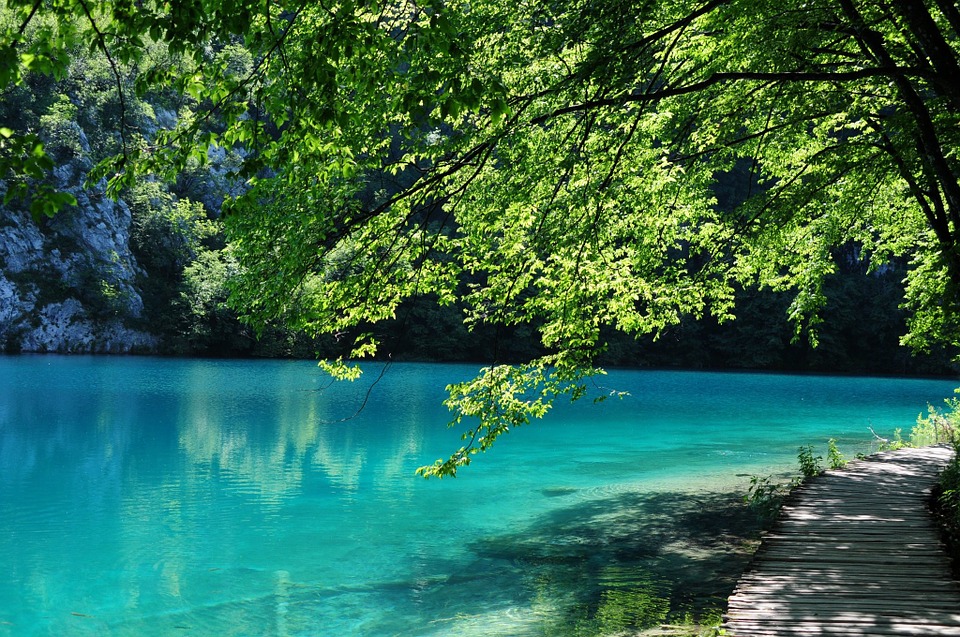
[827,438,847,470]
[912,400,959,446]
[797,445,823,478]
[38,95,83,161]
[744,475,789,522]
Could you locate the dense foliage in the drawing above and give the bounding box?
[2,0,959,474]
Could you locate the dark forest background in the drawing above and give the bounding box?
[0,30,955,376]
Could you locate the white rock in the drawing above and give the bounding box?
[0,154,157,352]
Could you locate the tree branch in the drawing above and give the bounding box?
[76,0,129,156]
[932,0,960,42]
[530,67,908,126]
[866,116,948,244]
[839,0,960,249]
[892,0,960,111]
[14,0,43,42]
[617,0,731,57]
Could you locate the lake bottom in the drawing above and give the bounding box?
[1,358,955,636]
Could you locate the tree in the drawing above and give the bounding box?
[3,0,959,475]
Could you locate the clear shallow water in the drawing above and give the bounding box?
[0,357,956,636]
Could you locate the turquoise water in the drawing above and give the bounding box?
[1,356,957,636]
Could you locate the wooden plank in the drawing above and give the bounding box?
[731,579,960,591]
[724,622,960,636]
[793,486,932,494]
[732,581,960,593]
[728,612,960,625]
[751,553,948,565]
[731,592,959,601]
[783,505,933,513]
[757,540,943,549]
[763,528,942,544]
[740,559,953,572]
[727,609,960,620]
[733,583,957,593]
[726,598,960,613]
[723,445,960,637]
[782,506,934,514]
[733,572,959,582]
[761,531,940,539]
[757,543,947,554]
[727,616,960,627]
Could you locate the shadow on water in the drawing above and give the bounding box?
[464,487,767,636]
[226,486,769,637]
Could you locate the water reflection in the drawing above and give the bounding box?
[0,358,451,635]
[172,363,435,501]
[178,386,325,504]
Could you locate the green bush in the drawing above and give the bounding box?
[797,445,823,478]
[38,95,82,161]
[912,400,959,446]
[936,439,960,577]
[744,475,789,522]
[827,438,847,470]
[878,427,908,451]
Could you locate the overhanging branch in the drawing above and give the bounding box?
[530,66,911,126]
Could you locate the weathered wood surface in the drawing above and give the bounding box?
[723,445,960,637]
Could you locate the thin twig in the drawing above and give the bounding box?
[76,0,129,156]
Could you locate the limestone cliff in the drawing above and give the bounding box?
[0,134,158,353]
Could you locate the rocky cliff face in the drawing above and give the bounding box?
[0,133,158,353]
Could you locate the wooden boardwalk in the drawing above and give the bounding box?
[723,445,960,636]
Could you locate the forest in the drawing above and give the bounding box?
[2,0,960,473]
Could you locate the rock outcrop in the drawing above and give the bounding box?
[0,134,158,353]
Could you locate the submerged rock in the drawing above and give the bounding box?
[541,486,579,497]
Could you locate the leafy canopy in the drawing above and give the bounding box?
[3,0,960,475]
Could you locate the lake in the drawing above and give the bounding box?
[1,356,956,636]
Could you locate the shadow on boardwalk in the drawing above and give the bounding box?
[724,445,960,636]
